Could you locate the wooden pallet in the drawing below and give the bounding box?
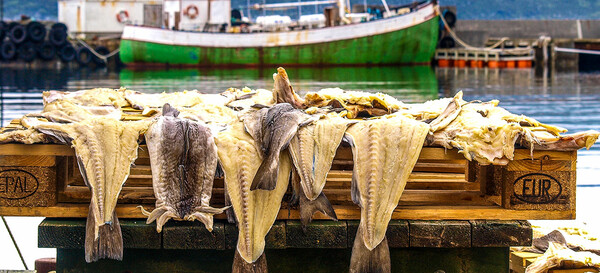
[0,139,577,220]
[510,251,599,273]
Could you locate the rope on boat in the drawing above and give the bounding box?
[1,216,29,270]
[76,39,120,64]
[436,6,513,51]
[554,47,600,55]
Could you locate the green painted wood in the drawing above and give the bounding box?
[286,220,347,248]
[163,221,225,250]
[347,220,409,248]
[409,220,471,248]
[38,218,161,249]
[119,17,439,66]
[39,219,531,250]
[55,247,509,273]
[224,221,286,249]
[471,220,532,247]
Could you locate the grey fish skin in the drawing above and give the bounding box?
[243,103,312,191]
[232,251,268,273]
[143,104,225,232]
[349,225,391,273]
[290,168,337,227]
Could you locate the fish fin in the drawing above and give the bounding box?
[224,189,237,224]
[349,225,391,273]
[299,192,338,227]
[250,154,279,191]
[251,104,270,109]
[137,205,152,217]
[186,212,214,232]
[232,250,268,273]
[37,128,72,144]
[162,103,180,117]
[85,205,123,263]
[344,133,362,207]
[156,210,177,233]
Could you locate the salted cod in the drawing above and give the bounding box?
[242,103,313,190]
[25,116,150,262]
[288,113,355,225]
[141,104,226,232]
[345,116,429,273]
[215,121,291,272]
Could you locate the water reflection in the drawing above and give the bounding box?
[0,65,599,184]
[118,66,439,102]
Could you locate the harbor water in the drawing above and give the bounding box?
[0,65,599,269]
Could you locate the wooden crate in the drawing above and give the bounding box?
[0,141,577,220]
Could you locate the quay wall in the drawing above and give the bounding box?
[454,20,600,46]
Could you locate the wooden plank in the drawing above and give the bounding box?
[347,220,409,248]
[549,269,599,273]
[0,156,56,167]
[0,204,576,220]
[513,150,576,161]
[163,222,225,250]
[471,220,532,247]
[506,160,573,172]
[408,220,471,247]
[286,221,347,248]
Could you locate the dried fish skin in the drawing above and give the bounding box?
[143,104,225,232]
[289,114,353,201]
[125,90,207,115]
[31,117,149,262]
[346,116,429,250]
[35,100,122,123]
[216,122,291,264]
[304,88,406,118]
[42,87,130,107]
[242,103,313,190]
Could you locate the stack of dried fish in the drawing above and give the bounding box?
[0,68,598,273]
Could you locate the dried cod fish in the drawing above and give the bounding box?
[125,90,207,115]
[242,103,313,190]
[27,116,150,262]
[43,88,130,107]
[345,116,429,273]
[288,113,354,225]
[141,104,226,232]
[31,100,122,123]
[215,122,291,271]
[272,67,306,109]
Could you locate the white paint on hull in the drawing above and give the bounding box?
[121,3,436,48]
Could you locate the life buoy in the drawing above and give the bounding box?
[184,5,199,19]
[116,10,130,23]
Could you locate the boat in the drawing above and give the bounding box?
[119,0,439,66]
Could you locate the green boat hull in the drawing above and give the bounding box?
[120,16,438,66]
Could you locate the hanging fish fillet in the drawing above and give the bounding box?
[242,103,313,190]
[28,117,150,262]
[345,116,429,273]
[215,122,291,270]
[141,104,226,233]
[288,113,353,224]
